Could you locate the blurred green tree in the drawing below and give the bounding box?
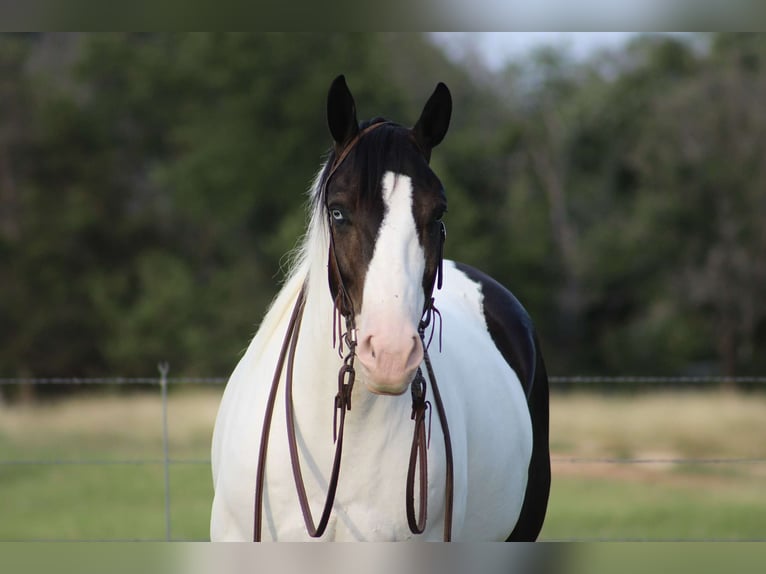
[2,32,764,389]
[1,33,498,380]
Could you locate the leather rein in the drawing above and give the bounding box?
[253,122,454,541]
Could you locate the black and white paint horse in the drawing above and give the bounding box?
[210,76,550,541]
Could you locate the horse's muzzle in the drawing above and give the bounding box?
[356,331,423,395]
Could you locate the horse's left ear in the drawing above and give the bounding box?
[413,82,452,162]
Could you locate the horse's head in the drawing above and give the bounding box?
[321,75,451,396]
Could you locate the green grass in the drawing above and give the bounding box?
[543,390,766,541]
[0,390,217,541]
[542,473,766,540]
[1,389,765,541]
[0,463,212,541]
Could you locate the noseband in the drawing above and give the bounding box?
[253,122,453,541]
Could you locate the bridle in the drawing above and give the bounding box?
[253,122,454,541]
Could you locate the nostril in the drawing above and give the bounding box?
[357,331,422,374]
[359,335,376,362]
[406,336,424,370]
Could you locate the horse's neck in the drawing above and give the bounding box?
[300,272,336,362]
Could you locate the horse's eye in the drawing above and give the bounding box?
[330,208,346,223]
[434,207,447,223]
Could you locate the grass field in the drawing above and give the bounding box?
[545,391,766,540]
[1,387,765,541]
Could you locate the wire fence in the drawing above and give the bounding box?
[1,371,765,542]
[4,374,766,386]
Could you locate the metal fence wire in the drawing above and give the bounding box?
[1,371,765,542]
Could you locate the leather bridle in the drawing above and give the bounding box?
[253,122,453,541]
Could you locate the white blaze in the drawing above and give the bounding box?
[356,171,425,393]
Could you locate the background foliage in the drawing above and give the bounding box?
[2,33,765,384]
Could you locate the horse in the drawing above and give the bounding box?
[210,75,550,541]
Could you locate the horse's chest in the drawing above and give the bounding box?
[212,282,533,541]
[261,394,445,541]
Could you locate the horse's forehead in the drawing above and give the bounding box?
[328,130,431,204]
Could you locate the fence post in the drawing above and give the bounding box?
[158,362,172,541]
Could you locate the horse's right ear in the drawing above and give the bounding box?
[327,75,359,153]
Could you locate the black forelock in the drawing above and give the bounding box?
[316,119,425,209]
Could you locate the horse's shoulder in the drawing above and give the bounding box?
[450,261,538,399]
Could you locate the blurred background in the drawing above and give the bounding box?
[2,32,765,383]
[1,33,765,542]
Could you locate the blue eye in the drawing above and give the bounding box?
[330,208,346,223]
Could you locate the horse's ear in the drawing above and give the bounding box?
[327,75,359,152]
[413,82,452,162]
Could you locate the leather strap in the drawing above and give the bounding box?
[406,367,430,534]
[284,287,356,538]
[406,300,453,541]
[422,335,454,541]
[253,283,307,541]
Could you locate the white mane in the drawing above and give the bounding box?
[248,166,331,349]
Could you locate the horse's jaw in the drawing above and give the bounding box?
[359,368,416,396]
